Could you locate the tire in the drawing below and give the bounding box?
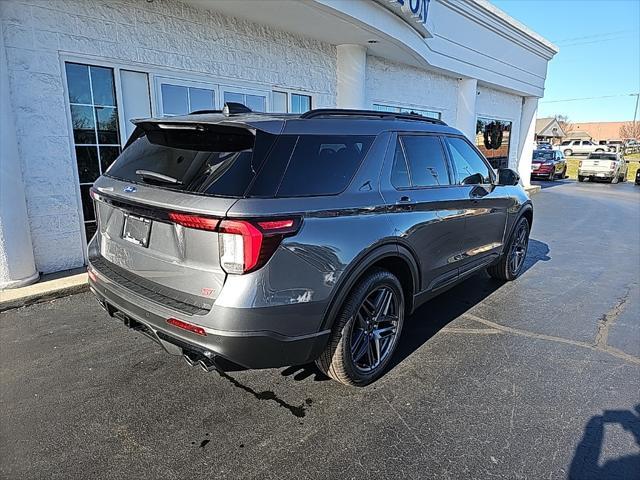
[548,168,555,181]
[561,166,567,179]
[487,217,530,281]
[316,269,405,386]
[578,175,586,182]
[611,175,619,184]
[595,149,605,152]
[564,149,573,156]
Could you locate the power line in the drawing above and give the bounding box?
[540,93,640,104]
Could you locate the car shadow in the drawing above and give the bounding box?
[281,238,551,382]
[532,179,573,189]
[568,405,640,479]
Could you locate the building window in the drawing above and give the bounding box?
[223,90,267,112]
[156,78,217,116]
[373,103,441,120]
[475,117,512,169]
[272,91,312,113]
[65,62,121,241]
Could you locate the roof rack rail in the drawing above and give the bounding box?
[299,108,446,125]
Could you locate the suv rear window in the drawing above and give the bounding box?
[106,127,373,198]
[106,127,276,197]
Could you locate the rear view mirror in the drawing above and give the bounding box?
[498,168,520,186]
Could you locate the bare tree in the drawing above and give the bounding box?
[554,114,574,135]
[619,122,640,140]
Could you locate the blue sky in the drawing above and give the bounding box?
[492,0,640,122]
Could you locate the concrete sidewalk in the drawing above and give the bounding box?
[0,269,88,312]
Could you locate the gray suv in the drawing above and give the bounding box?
[88,106,532,386]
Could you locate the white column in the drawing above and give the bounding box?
[0,30,38,289]
[455,78,477,141]
[516,96,539,188]
[336,44,366,109]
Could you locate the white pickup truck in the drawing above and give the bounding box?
[560,139,606,156]
[578,152,627,183]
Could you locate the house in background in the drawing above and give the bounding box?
[535,117,566,144]
[571,121,628,144]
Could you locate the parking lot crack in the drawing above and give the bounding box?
[594,285,633,349]
[462,313,640,366]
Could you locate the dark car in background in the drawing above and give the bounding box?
[531,149,567,181]
[87,106,532,386]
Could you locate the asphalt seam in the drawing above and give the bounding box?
[594,284,633,348]
[461,312,640,366]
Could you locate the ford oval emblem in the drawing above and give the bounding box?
[123,185,137,193]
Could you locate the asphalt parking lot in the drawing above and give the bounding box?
[1,180,639,480]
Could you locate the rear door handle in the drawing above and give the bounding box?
[399,195,411,203]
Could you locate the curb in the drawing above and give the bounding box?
[0,273,88,312]
[525,185,541,196]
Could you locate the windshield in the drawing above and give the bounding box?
[533,151,554,161]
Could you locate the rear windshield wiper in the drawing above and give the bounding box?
[135,170,182,185]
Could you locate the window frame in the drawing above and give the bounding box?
[391,133,454,191]
[442,134,497,186]
[271,88,314,113]
[372,103,442,120]
[154,76,220,116]
[220,85,271,113]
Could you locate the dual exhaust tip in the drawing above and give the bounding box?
[183,350,218,372]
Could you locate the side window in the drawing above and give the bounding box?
[397,135,450,187]
[391,139,410,188]
[444,136,493,185]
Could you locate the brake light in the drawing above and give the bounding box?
[168,212,219,231]
[167,318,207,336]
[579,161,582,168]
[219,218,300,274]
[610,161,616,170]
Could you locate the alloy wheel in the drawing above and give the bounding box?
[350,286,400,373]
[509,222,529,275]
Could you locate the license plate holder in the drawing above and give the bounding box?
[122,214,151,247]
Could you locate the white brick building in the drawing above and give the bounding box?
[0,0,557,288]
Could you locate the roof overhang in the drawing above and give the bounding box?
[187,0,558,98]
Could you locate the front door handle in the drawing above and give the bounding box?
[399,195,411,203]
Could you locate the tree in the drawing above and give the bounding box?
[619,122,640,140]
[554,114,573,135]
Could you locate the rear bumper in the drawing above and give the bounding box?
[88,264,330,369]
[579,171,615,178]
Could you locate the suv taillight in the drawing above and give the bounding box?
[579,161,582,168]
[610,161,616,170]
[168,212,301,274]
[219,218,300,274]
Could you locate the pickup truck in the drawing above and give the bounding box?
[578,152,627,183]
[560,139,606,156]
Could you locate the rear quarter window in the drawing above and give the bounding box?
[249,135,374,198]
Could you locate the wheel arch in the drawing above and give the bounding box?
[320,242,420,331]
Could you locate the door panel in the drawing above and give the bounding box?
[380,134,465,292]
[443,136,510,274]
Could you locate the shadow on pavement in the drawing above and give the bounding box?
[568,405,640,479]
[532,179,573,189]
[282,239,551,382]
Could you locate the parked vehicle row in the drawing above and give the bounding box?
[86,105,532,386]
[530,149,567,181]
[560,139,606,157]
[578,152,628,183]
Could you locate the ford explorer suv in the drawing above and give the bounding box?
[87,105,532,386]
[578,152,627,183]
[560,139,606,157]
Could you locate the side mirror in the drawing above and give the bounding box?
[497,168,520,186]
